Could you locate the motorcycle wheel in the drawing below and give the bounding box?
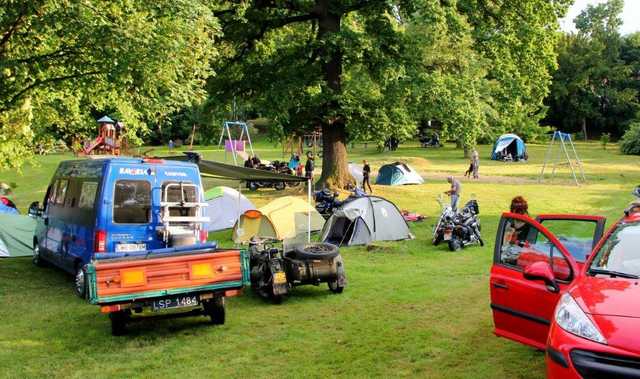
[248,182,259,191]
[479,238,484,247]
[433,234,442,246]
[448,239,462,252]
[274,182,286,191]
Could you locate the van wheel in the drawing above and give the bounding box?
[74,264,88,299]
[110,311,129,336]
[32,242,45,267]
[203,297,225,325]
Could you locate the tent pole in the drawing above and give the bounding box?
[307,178,312,243]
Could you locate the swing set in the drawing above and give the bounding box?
[218,121,255,165]
[538,131,586,186]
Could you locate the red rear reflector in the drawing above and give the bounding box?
[95,230,107,253]
[244,210,262,219]
[100,304,121,313]
[225,289,242,297]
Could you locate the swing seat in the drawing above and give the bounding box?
[225,139,245,152]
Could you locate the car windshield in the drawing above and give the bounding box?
[589,221,640,277]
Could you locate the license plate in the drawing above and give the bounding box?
[444,231,452,241]
[152,295,199,311]
[115,243,146,253]
[273,272,287,285]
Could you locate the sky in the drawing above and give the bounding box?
[559,0,640,35]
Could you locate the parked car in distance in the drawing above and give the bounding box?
[490,207,640,378]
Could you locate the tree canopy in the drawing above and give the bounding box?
[0,0,219,169]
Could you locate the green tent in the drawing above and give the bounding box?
[0,214,36,258]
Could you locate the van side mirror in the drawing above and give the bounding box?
[28,201,42,218]
[523,261,559,293]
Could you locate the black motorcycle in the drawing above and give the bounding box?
[246,161,288,191]
[314,189,342,219]
[448,199,483,251]
[249,238,346,303]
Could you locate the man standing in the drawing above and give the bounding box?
[471,148,480,179]
[445,176,462,210]
[362,160,372,193]
[305,152,315,180]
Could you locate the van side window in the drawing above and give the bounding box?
[79,182,98,209]
[114,180,151,224]
[54,180,69,206]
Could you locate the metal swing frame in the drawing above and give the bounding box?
[538,131,586,186]
[218,121,255,166]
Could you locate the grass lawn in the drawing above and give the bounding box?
[0,140,638,378]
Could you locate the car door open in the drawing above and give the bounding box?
[490,212,580,350]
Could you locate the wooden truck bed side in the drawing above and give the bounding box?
[87,249,250,305]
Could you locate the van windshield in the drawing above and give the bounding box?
[114,180,151,224]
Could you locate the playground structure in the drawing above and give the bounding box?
[218,121,255,165]
[539,131,586,186]
[283,128,323,159]
[81,116,123,156]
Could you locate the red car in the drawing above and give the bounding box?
[490,209,640,378]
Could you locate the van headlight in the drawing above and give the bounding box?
[555,293,606,344]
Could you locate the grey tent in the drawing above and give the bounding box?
[0,214,36,257]
[320,196,413,246]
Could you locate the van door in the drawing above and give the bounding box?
[45,178,70,267]
[105,177,155,253]
[490,212,579,350]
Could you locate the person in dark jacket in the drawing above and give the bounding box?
[305,152,315,179]
[362,160,372,193]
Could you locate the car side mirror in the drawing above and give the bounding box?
[523,261,559,293]
[28,201,42,218]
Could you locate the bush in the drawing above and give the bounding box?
[620,122,640,155]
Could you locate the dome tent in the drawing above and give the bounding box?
[233,196,324,243]
[320,196,413,246]
[375,162,424,186]
[203,186,256,232]
[491,134,527,161]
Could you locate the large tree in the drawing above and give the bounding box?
[0,0,219,169]
[545,0,639,138]
[209,1,495,187]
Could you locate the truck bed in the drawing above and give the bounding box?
[86,247,250,305]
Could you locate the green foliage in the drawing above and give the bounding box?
[620,121,640,155]
[546,0,640,138]
[0,0,220,168]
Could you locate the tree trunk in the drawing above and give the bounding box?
[463,145,469,159]
[315,1,354,189]
[581,118,588,141]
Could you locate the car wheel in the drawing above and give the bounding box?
[274,182,286,191]
[32,241,46,267]
[109,311,129,336]
[293,243,340,260]
[74,264,88,299]
[203,297,225,325]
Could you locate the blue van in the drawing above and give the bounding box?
[29,157,208,297]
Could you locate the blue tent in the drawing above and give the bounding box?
[375,162,424,186]
[491,134,527,161]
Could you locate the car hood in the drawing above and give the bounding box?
[589,314,640,355]
[571,276,640,318]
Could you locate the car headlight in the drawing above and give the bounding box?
[555,293,607,344]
